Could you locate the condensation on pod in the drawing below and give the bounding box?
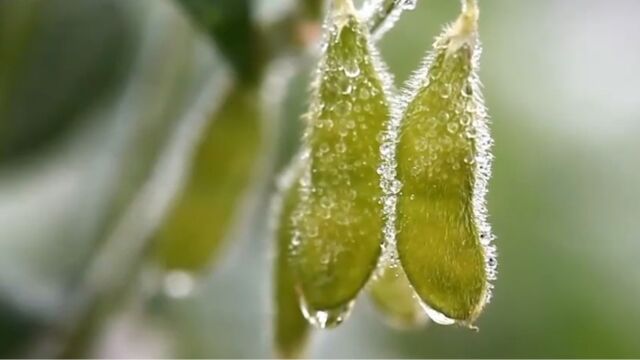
[153,87,262,272]
[290,0,394,325]
[368,264,429,330]
[394,0,496,326]
[271,159,311,358]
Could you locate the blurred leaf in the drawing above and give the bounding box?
[0,0,231,327]
[0,0,133,164]
[176,0,266,85]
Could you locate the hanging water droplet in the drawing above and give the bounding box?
[419,302,456,325]
[163,270,195,299]
[300,299,355,329]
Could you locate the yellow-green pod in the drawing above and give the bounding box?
[290,0,392,327]
[154,86,261,271]
[369,265,429,330]
[395,2,496,326]
[272,162,311,358]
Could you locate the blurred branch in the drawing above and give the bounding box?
[363,0,418,39]
[178,0,267,86]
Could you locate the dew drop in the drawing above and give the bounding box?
[464,153,475,164]
[337,77,353,94]
[325,119,334,129]
[462,84,473,97]
[359,87,370,100]
[333,100,352,117]
[465,127,477,139]
[418,302,456,325]
[446,122,459,134]
[343,59,361,78]
[401,0,417,10]
[440,83,452,99]
[300,300,356,329]
[163,270,195,299]
[390,179,402,194]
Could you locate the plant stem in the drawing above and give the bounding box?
[462,0,478,14]
[333,0,356,16]
[365,0,417,39]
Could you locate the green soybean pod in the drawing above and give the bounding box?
[395,1,496,326]
[154,86,262,271]
[272,162,311,358]
[369,265,429,330]
[290,0,392,327]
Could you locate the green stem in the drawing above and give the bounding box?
[333,0,356,16]
[366,0,417,39]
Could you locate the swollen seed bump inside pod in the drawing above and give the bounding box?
[272,160,311,359]
[290,0,393,328]
[395,0,496,327]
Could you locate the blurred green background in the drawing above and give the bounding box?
[1,0,639,358]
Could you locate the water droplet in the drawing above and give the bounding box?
[464,153,475,164]
[337,77,353,94]
[333,100,352,117]
[300,300,356,329]
[465,127,477,139]
[163,270,195,299]
[325,119,334,129]
[359,87,370,100]
[419,302,456,325]
[440,83,452,99]
[401,0,417,10]
[390,179,402,194]
[462,84,473,97]
[343,59,360,78]
[447,122,459,134]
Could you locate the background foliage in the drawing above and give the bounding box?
[0,0,639,357]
